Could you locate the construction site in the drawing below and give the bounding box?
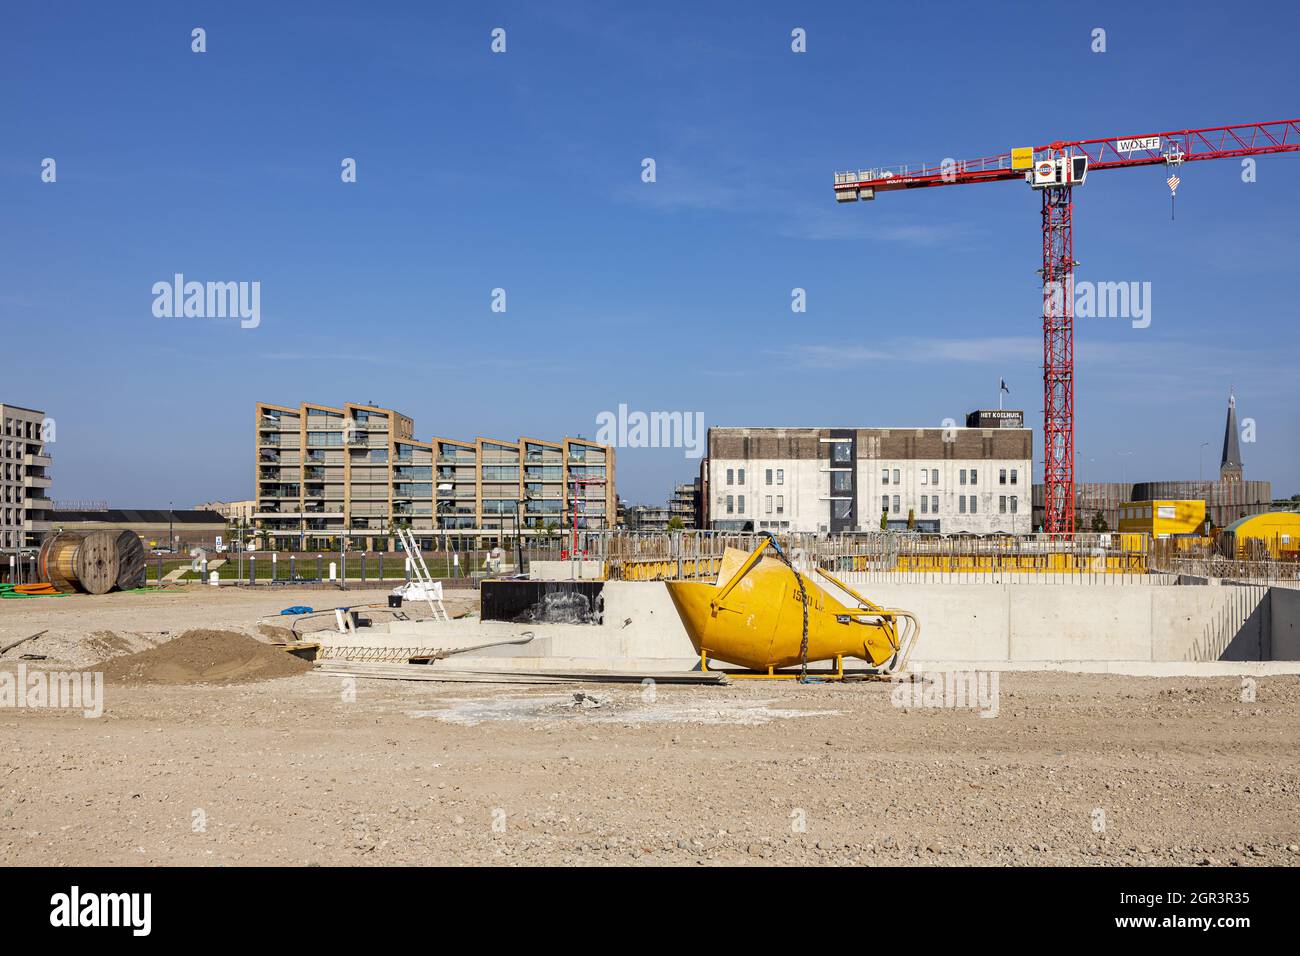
[1,521,1298,868]
[6,11,1300,938]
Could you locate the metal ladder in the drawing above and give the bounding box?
[396,527,448,621]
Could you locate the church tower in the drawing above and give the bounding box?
[1220,389,1243,483]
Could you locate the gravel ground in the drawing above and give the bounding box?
[1,586,1298,867]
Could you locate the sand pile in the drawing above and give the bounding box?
[102,629,311,685]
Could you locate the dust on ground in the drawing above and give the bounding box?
[3,659,1299,866]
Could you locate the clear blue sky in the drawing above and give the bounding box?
[3,0,1297,506]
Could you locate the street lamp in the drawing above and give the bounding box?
[1115,451,1133,487]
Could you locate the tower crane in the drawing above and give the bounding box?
[834,119,1300,533]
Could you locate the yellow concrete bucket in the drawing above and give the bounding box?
[665,540,919,675]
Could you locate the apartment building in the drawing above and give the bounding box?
[669,479,700,529]
[702,413,1032,535]
[255,402,615,549]
[0,403,53,553]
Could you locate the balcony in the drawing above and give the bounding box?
[23,474,52,489]
[23,452,53,468]
[26,497,53,511]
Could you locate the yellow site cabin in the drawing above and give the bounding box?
[1218,511,1300,559]
[1117,500,1206,539]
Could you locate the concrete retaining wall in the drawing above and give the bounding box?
[374,577,1300,673]
[840,576,1278,664]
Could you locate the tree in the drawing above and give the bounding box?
[907,508,916,530]
[1090,511,1108,532]
[667,516,685,531]
[880,510,888,530]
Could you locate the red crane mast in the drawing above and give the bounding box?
[834,119,1300,533]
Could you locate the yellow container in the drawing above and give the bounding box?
[1118,499,1206,539]
[665,543,917,673]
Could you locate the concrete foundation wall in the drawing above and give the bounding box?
[375,576,1300,672]
[839,576,1282,664]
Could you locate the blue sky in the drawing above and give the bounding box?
[3,0,1297,506]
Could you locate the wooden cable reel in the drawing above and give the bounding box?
[38,530,147,594]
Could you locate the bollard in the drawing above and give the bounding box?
[249,555,256,586]
[200,558,208,584]
[328,561,337,582]
[317,554,323,582]
[272,552,278,583]
[290,555,296,581]
[379,551,385,584]
[361,552,367,585]
[209,570,219,587]
[405,557,411,582]
[157,554,163,585]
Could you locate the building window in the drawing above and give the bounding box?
[738,494,745,512]
[999,468,1007,485]
[881,495,889,514]
[970,495,978,514]
[765,495,773,514]
[999,495,1007,513]
[959,469,967,485]
[831,471,851,493]
[970,468,978,485]
[832,442,850,464]
[1010,468,1018,485]
[776,469,784,485]
[726,495,734,514]
[921,497,929,514]
[738,468,745,484]
[1010,496,1018,514]
[765,469,772,486]
[776,495,784,514]
[921,470,928,485]
[892,495,900,514]
[959,496,967,514]
[881,468,889,485]
[931,495,938,513]
[726,468,734,485]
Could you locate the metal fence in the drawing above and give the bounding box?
[598,530,1169,585]
[1158,555,1300,587]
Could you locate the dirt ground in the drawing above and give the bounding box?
[2,585,1299,866]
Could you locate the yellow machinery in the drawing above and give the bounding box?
[665,538,918,679]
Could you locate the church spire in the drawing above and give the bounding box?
[1220,387,1243,482]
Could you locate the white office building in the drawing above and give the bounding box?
[702,411,1033,535]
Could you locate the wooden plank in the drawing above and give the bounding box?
[0,630,47,656]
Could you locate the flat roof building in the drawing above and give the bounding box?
[255,402,616,550]
[1,403,53,553]
[702,413,1033,535]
